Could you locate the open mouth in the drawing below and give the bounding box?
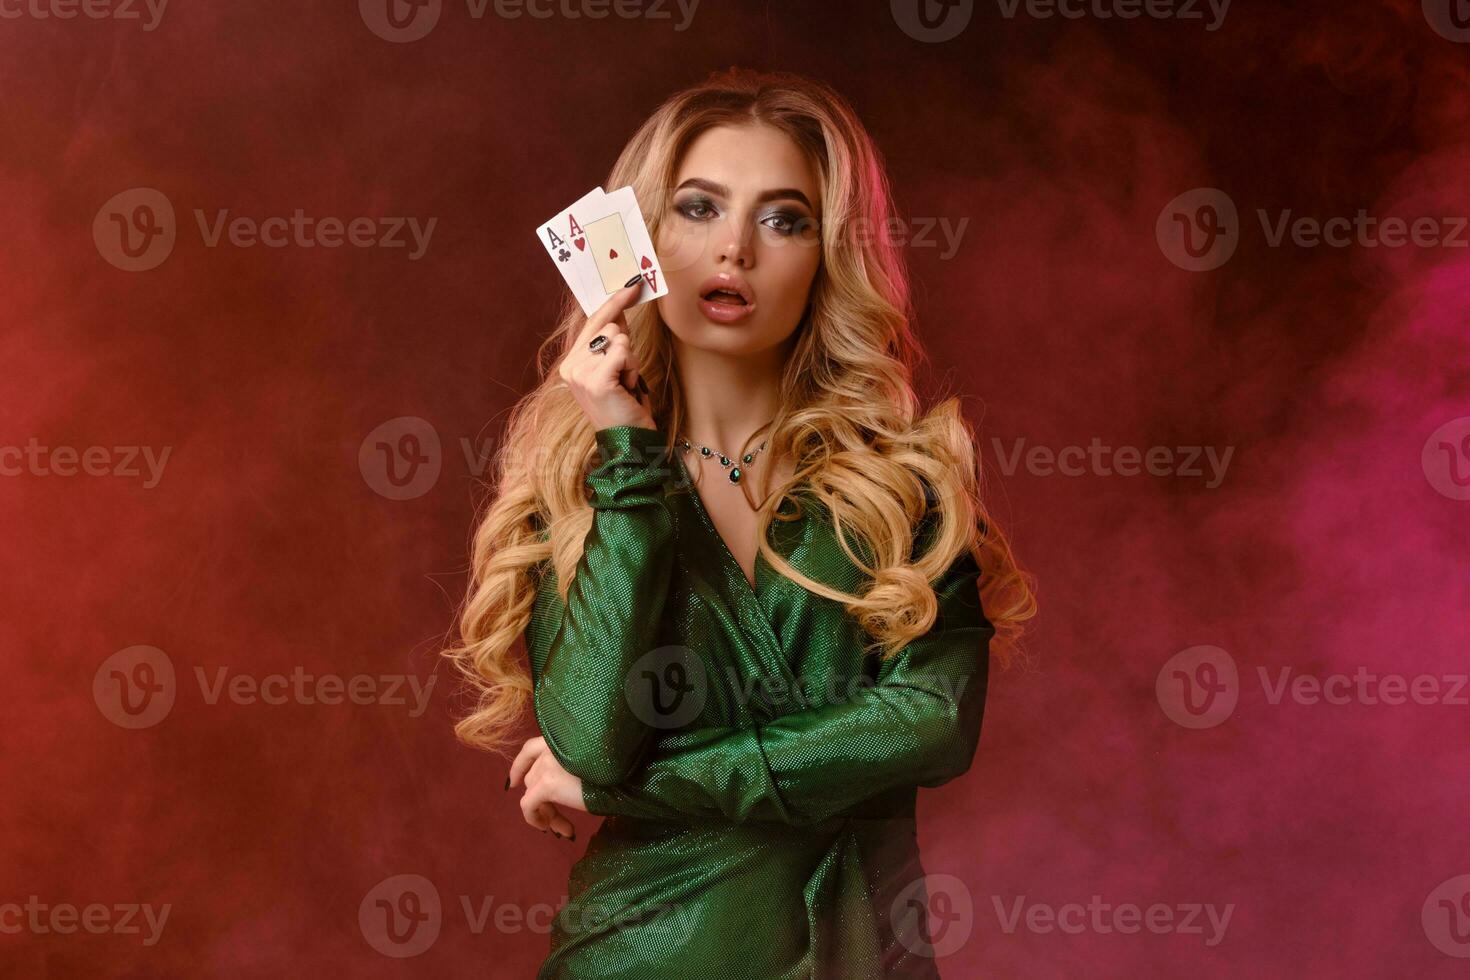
[701,288,751,307]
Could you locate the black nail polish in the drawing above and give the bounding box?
[503,776,510,791]
[624,273,642,288]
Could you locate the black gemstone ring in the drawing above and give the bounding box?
[588,335,609,356]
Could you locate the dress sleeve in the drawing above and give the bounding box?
[579,545,994,826]
[525,424,676,786]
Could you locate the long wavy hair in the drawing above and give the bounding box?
[445,67,1036,756]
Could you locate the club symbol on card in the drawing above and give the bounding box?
[557,248,570,263]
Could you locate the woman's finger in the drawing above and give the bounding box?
[572,277,644,349]
[506,736,544,791]
[589,334,632,390]
[520,790,550,830]
[619,342,642,392]
[538,802,576,840]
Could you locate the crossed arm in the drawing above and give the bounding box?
[526,425,995,827]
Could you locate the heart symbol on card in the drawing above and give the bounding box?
[608,248,619,259]
[640,256,652,270]
[574,238,586,250]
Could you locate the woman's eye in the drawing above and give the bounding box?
[762,212,794,233]
[765,212,800,234]
[676,199,715,220]
[762,211,814,237]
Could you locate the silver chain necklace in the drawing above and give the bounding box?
[676,435,769,485]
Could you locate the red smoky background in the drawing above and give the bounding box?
[1,1,1468,976]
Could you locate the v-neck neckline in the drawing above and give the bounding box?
[673,449,768,601]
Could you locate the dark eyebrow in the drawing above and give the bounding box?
[674,177,814,211]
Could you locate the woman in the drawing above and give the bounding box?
[446,67,1035,979]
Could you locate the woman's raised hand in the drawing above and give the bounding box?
[558,276,656,432]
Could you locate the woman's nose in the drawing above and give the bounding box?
[715,220,755,268]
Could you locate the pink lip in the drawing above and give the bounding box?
[697,295,758,324]
[697,273,755,303]
[695,272,757,324]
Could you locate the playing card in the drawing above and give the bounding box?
[576,186,669,309]
[584,211,639,294]
[534,185,668,316]
[534,186,607,314]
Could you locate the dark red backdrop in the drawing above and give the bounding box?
[4,0,1469,976]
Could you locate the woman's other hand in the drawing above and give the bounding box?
[507,736,586,840]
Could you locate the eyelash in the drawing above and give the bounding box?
[674,196,808,236]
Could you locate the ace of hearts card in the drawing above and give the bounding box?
[534,185,668,315]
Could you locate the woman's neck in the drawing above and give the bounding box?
[671,338,788,454]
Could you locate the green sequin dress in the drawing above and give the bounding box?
[526,425,995,979]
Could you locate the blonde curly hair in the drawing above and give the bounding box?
[444,67,1036,757]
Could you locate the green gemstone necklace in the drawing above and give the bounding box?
[675,435,769,485]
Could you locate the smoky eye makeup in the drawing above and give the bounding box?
[671,193,818,238]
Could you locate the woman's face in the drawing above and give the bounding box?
[655,123,822,357]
